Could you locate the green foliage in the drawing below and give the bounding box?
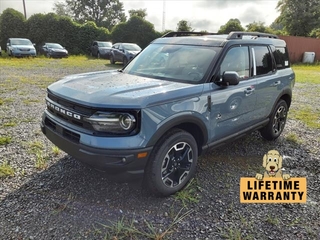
[0,136,11,145]
[1,11,110,55]
[111,16,160,49]
[218,18,244,34]
[64,0,126,30]
[129,9,147,19]
[310,28,320,38]
[246,21,274,34]
[277,0,320,36]
[0,8,27,49]
[0,161,15,178]
[176,20,193,31]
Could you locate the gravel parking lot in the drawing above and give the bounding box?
[0,58,319,240]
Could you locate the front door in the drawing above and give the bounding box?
[210,46,257,141]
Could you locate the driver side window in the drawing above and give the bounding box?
[220,46,250,80]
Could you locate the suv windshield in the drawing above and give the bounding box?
[47,43,63,49]
[125,43,219,83]
[123,44,141,51]
[98,42,112,47]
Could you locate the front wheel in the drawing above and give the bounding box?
[123,57,128,66]
[144,129,198,196]
[260,99,288,141]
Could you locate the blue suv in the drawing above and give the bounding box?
[41,32,295,196]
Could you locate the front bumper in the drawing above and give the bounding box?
[41,113,152,177]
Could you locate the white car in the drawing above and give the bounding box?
[7,38,36,57]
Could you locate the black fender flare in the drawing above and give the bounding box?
[146,112,208,148]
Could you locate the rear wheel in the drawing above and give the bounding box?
[144,129,198,196]
[260,99,288,140]
[110,55,115,64]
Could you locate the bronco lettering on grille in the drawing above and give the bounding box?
[46,101,81,120]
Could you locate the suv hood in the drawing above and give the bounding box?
[48,70,204,108]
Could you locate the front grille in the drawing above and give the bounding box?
[48,93,95,115]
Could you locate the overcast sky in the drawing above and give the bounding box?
[0,0,280,32]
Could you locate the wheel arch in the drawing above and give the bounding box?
[146,114,208,156]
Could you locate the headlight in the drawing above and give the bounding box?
[84,112,136,133]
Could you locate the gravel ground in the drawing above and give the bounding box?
[0,59,319,240]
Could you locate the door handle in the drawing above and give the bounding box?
[244,87,255,96]
[271,81,281,86]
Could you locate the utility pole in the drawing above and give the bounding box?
[162,0,166,32]
[22,0,27,19]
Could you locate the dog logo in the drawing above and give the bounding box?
[256,150,290,180]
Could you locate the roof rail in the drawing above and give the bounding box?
[162,31,217,38]
[227,32,278,40]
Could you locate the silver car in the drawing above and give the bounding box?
[110,43,141,65]
[7,38,37,57]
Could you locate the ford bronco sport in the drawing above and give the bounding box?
[41,32,295,196]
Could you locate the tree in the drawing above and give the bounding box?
[111,16,160,48]
[176,20,193,32]
[276,0,320,36]
[52,1,73,18]
[0,8,26,50]
[218,19,244,34]
[54,0,126,30]
[128,9,147,19]
[246,21,274,34]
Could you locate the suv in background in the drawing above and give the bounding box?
[110,43,141,65]
[7,38,36,57]
[90,41,112,59]
[41,32,295,196]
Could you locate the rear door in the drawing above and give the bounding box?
[251,45,283,120]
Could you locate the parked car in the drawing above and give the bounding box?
[90,41,112,59]
[41,31,295,196]
[110,43,141,65]
[7,38,36,57]
[41,43,68,58]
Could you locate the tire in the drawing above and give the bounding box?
[110,55,115,64]
[144,128,198,196]
[260,99,288,141]
[123,57,128,66]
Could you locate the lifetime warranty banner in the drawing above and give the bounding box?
[240,178,307,203]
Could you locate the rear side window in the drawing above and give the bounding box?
[272,46,290,69]
[252,46,273,76]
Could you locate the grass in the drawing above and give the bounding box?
[97,208,192,240]
[289,107,320,129]
[51,146,61,156]
[289,64,320,129]
[2,121,17,127]
[0,136,12,145]
[292,64,320,84]
[0,161,15,178]
[174,178,201,208]
[34,150,49,170]
[285,133,301,144]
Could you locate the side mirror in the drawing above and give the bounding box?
[222,71,240,86]
[6,43,9,46]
